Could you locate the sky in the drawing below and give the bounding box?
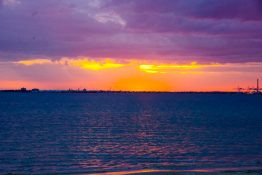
[0,0,262,91]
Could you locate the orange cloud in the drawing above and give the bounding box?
[57,58,125,70]
[139,62,220,73]
[15,58,125,70]
[14,58,221,73]
[14,59,52,65]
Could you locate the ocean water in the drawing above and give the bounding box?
[0,92,261,174]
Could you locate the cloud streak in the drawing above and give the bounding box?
[12,57,262,74]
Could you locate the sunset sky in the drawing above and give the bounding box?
[0,0,262,91]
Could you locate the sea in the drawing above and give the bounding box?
[0,92,261,174]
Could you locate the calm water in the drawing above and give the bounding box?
[0,92,262,174]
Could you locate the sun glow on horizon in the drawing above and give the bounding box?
[112,76,172,91]
[3,57,262,92]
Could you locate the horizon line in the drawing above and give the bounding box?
[0,89,254,93]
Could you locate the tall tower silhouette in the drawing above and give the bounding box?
[257,79,260,93]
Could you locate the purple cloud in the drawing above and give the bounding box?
[0,0,262,63]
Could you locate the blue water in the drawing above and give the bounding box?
[0,92,261,174]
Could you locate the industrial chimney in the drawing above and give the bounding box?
[257,78,260,93]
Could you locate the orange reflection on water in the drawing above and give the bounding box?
[87,169,173,175]
[87,167,262,175]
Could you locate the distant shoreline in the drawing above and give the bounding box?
[0,89,261,94]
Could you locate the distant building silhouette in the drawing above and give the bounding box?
[31,88,40,92]
[235,78,261,94]
[20,87,27,92]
